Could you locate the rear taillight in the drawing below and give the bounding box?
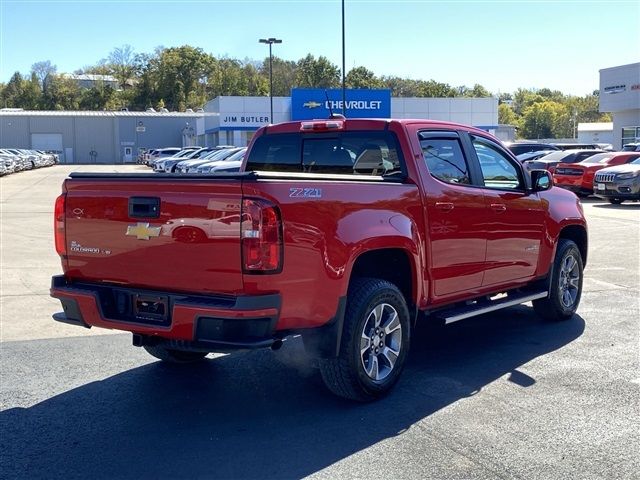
[54,194,66,256]
[241,198,282,273]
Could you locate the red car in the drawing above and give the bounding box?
[553,152,640,196]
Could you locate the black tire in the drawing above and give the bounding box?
[608,198,624,205]
[533,239,583,321]
[143,345,208,363]
[318,278,411,402]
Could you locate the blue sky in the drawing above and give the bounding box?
[1,0,638,96]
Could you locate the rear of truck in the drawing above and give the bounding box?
[51,118,418,358]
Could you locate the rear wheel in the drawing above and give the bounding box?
[318,278,411,402]
[608,198,624,204]
[143,345,208,363]
[533,239,583,321]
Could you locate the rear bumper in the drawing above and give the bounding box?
[50,275,282,349]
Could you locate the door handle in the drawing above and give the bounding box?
[129,197,160,218]
[490,203,506,213]
[435,202,455,212]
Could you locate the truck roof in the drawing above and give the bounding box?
[259,118,494,138]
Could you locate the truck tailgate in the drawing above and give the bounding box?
[63,176,244,295]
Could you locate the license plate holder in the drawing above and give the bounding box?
[133,294,169,322]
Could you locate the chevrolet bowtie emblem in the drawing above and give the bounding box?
[126,222,161,240]
[303,101,322,108]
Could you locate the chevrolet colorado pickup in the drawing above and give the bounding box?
[51,118,588,401]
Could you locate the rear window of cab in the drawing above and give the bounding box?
[245,131,406,177]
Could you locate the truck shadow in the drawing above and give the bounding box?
[1,307,584,479]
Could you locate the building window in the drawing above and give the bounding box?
[622,126,640,146]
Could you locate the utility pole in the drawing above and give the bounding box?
[342,0,346,116]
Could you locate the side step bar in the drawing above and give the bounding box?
[439,291,548,325]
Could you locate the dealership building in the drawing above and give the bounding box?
[1,89,499,163]
[201,89,500,147]
[599,62,640,149]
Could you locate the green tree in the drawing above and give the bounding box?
[108,44,137,88]
[18,73,42,109]
[1,72,25,108]
[498,103,519,126]
[31,60,57,89]
[134,46,215,110]
[207,57,246,97]
[79,85,115,110]
[512,88,545,116]
[520,101,567,139]
[380,76,419,97]
[260,56,297,96]
[346,66,383,89]
[295,54,340,88]
[41,75,81,110]
[416,79,456,97]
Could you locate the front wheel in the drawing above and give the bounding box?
[608,198,624,205]
[533,239,584,321]
[143,345,209,363]
[318,278,411,402]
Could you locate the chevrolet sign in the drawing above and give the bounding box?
[292,88,391,120]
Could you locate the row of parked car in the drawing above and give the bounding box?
[140,146,247,174]
[505,141,640,204]
[0,149,59,176]
[139,140,640,204]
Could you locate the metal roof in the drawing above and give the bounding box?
[577,122,613,132]
[0,110,212,117]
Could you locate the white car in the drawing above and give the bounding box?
[196,148,247,173]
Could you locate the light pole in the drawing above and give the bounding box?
[342,0,346,115]
[259,37,282,124]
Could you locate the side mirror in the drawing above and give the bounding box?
[530,169,553,192]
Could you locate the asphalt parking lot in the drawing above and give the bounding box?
[1,165,639,479]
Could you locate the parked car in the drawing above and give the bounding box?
[163,148,218,173]
[0,149,31,171]
[176,147,239,173]
[551,143,601,151]
[593,157,640,204]
[193,148,247,173]
[0,154,17,174]
[553,152,640,196]
[504,142,560,156]
[621,143,640,152]
[152,147,201,172]
[516,150,557,164]
[189,148,246,173]
[146,147,183,168]
[174,149,225,173]
[527,150,604,172]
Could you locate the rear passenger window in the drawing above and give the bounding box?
[245,131,405,177]
[420,136,470,185]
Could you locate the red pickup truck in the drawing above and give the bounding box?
[51,118,588,401]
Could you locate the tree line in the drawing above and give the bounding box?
[0,45,610,139]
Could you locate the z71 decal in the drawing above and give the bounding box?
[289,187,323,199]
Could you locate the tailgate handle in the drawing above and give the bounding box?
[129,197,160,219]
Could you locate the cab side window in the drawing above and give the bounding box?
[472,137,522,190]
[420,136,470,185]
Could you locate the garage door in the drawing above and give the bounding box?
[31,133,63,152]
